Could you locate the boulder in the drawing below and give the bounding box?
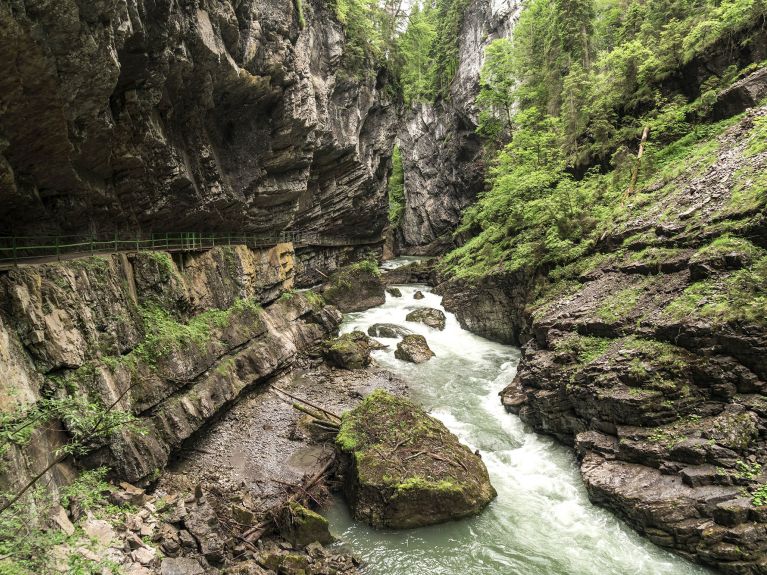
[406,308,446,330]
[413,290,425,300]
[394,335,435,364]
[322,260,385,313]
[323,331,385,369]
[336,390,496,528]
[386,287,403,298]
[367,323,413,339]
[279,502,334,547]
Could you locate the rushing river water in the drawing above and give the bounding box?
[324,267,712,575]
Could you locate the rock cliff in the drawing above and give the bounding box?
[394,0,520,254]
[0,0,396,243]
[439,106,767,573]
[0,243,342,492]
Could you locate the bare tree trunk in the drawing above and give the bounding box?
[626,126,650,197]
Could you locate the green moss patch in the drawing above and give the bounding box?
[336,390,496,528]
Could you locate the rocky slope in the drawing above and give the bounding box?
[0,243,342,496]
[0,0,396,243]
[438,105,767,573]
[394,0,520,254]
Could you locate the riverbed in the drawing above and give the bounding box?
[325,277,711,575]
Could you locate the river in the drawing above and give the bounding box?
[323,268,712,575]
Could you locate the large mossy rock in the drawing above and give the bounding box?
[336,390,496,529]
[322,260,385,312]
[322,331,385,369]
[406,308,446,330]
[394,335,435,363]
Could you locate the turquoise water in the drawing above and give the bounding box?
[324,278,711,575]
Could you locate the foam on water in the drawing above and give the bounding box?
[325,274,713,575]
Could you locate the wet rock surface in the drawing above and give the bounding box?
[323,331,386,370]
[394,335,436,364]
[367,324,413,339]
[336,390,496,528]
[405,308,446,331]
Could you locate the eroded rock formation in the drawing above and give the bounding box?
[438,107,767,573]
[0,0,396,244]
[0,243,342,490]
[394,0,520,254]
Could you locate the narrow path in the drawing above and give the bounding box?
[0,231,381,270]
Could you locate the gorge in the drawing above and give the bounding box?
[1,0,767,574]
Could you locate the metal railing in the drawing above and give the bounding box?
[0,231,380,268]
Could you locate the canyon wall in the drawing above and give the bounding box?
[394,0,520,254]
[0,244,342,493]
[0,0,396,243]
[438,105,767,574]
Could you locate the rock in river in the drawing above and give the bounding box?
[322,260,385,313]
[413,290,425,300]
[406,307,446,330]
[394,335,435,364]
[386,287,403,298]
[336,390,496,529]
[367,323,413,339]
[323,331,385,370]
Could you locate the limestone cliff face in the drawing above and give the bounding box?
[0,0,396,241]
[395,0,520,254]
[0,244,341,490]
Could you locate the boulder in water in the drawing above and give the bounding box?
[322,260,385,312]
[386,287,403,298]
[406,308,446,330]
[323,331,385,369]
[336,390,496,529]
[394,334,435,363]
[367,323,413,339]
[413,290,425,300]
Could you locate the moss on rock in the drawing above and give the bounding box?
[336,390,496,529]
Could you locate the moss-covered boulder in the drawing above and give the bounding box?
[386,287,403,298]
[323,331,385,369]
[336,390,496,529]
[394,335,435,363]
[413,290,425,300]
[279,502,334,547]
[322,260,385,312]
[406,308,446,330]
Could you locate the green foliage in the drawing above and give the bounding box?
[752,483,767,506]
[443,0,767,280]
[135,298,262,363]
[665,253,767,325]
[388,145,406,224]
[333,0,404,76]
[0,468,114,574]
[396,0,471,103]
[294,0,306,29]
[554,334,612,364]
[596,283,645,323]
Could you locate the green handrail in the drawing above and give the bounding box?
[0,231,380,267]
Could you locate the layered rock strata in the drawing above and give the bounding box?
[0,0,396,243]
[438,107,767,573]
[0,243,341,491]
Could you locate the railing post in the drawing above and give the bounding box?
[114,233,118,252]
[55,237,60,261]
[12,237,16,262]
